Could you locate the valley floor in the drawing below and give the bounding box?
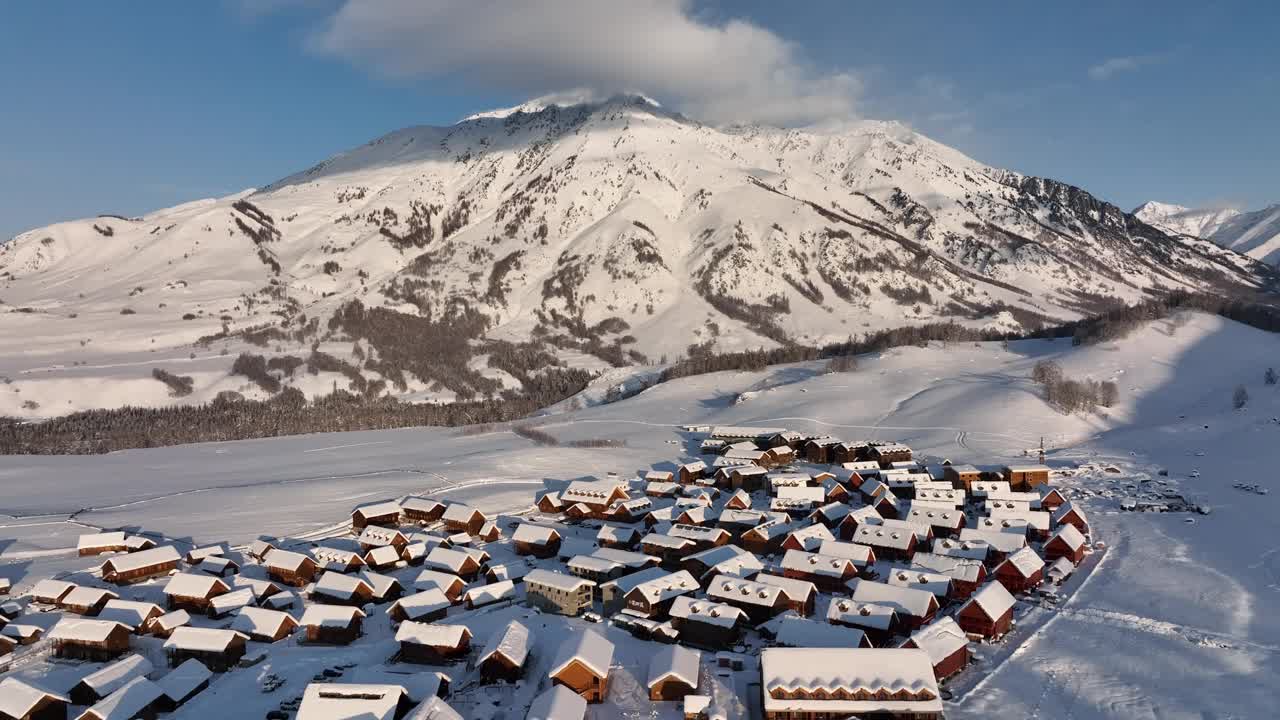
[1,311,1278,718]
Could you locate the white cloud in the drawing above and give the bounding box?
[306,0,861,126]
[1088,53,1165,80]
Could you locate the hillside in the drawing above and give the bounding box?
[1136,200,1280,265]
[1,94,1272,418]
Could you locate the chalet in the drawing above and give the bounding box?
[870,443,914,466]
[906,506,966,537]
[848,578,939,630]
[48,619,131,661]
[527,685,588,720]
[1047,556,1076,584]
[984,490,1042,510]
[836,505,885,540]
[478,619,531,684]
[771,615,870,650]
[364,544,403,571]
[76,677,164,720]
[902,616,970,681]
[3,623,44,646]
[677,461,708,484]
[1044,524,1088,565]
[761,648,941,719]
[987,508,1052,539]
[525,569,595,616]
[780,549,859,593]
[645,470,676,484]
[69,654,153,705]
[387,589,451,624]
[561,480,630,514]
[1001,464,1051,490]
[667,596,745,648]
[423,547,482,580]
[30,578,75,605]
[231,607,298,643]
[197,556,239,578]
[780,523,835,553]
[683,545,763,583]
[640,533,700,566]
[647,481,681,498]
[155,658,212,712]
[311,571,375,606]
[60,586,119,616]
[299,605,365,645]
[100,545,182,585]
[957,581,1016,638]
[312,546,367,574]
[485,562,530,584]
[826,599,899,644]
[724,489,752,511]
[611,497,655,523]
[146,610,190,639]
[932,538,991,565]
[674,505,715,527]
[818,476,851,504]
[1052,501,1091,535]
[78,531,129,557]
[851,523,917,562]
[976,515,1031,538]
[548,629,615,703]
[647,645,700,701]
[706,575,788,622]
[296,684,413,720]
[943,464,983,490]
[124,536,156,553]
[959,528,1027,564]
[462,580,515,609]
[764,445,796,465]
[817,539,876,572]
[1039,487,1069,512]
[567,555,631,584]
[507,524,559,558]
[768,473,809,494]
[351,500,401,530]
[183,544,229,566]
[536,491,565,514]
[810,501,854,529]
[716,508,767,539]
[913,486,965,508]
[163,627,247,672]
[597,524,642,549]
[248,539,276,561]
[623,570,698,618]
[995,547,1045,593]
[723,465,769,492]
[882,517,935,547]
[771,496,821,516]
[357,526,409,553]
[668,524,731,551]
[739,519,795,556]
[401,542,429,565]
[0,677,69,720]
[871,488,904,519]
[162,574,229,613]
[970,480,1012,498]
[440,503,487,535]
[724,445,768,465]
[400,496,446,523]
[803,437,841,464]
[476,520,502,542]
[412,569,464,601]
[884,565,953,600]
[264,549,318,586]
[755,573,817,616]
[396,622,472,665]
[600,567,670,615]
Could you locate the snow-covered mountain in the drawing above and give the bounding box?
[1135,200,1280,265]
[1,94,1272,417]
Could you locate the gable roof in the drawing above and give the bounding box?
[79,677,164,720]
[549,629,615,678]
[0,678,69,718]
[848,579,937,617]
[1048,523,1087,550]
[773,615,867,649]
[100,545,181,574]
[477,619,531,667]
[965,581,1016,619]
[526,685,587,720]
[647,644,700,689]
[903,616,969,664]
[163,627,246,653]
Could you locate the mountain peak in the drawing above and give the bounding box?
[460,91,664,123]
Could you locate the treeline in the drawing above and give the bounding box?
[512,423,625,449]
[1067,291,1280,346]
[1031,360,1118,414]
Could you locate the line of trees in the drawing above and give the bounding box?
[1031,360,1119,414]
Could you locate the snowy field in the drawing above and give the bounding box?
[2,310,1279,718]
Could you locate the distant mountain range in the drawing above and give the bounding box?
[1134,200,1280,265]
[0,94,1272,417]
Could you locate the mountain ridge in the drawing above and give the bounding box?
[1135,199,1280,266]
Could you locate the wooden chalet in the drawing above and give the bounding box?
[739,519,794,556]
[512,524,562,557]
[994,547,1045,594]
[59,586,119,616]
[197,556,239,578]
[299,605,365,645]
[462,580,516,609]
[826,599,900,644]
[155,658,213,712]
[721,465,769,492]
[296,683,415,720]
[886,567,954,602]
[957,581,1016,638]
[677,461,708,484]
[76,676,165,720]
[779,549,858,593]
[364,544,403,571]
[536,491,565,514]
[145,610,190,639]
[68,654,152,706]
[668,523,730,551]
[771,615,870,650]
[476,520,501,542]
[31,579,78,605]
[311,546,367,574]
[423,546,483,580]
[0,677,70,720]
[396,622,472,664]
[77,531,129,557]
[756,573,817,616]
[835,505,884,540]
[263,549,318,587]
[163,627,247,672]
[351,500,401,530]
[647,645,700,701]
[640,533,700,567]
[1039,487,1069,512]
[902,616,971,681]
[803,437,841,464]
[906,505,966,538]
[48,619,131,661]
[310,571,375,606]
[184,544,229,566]
[943,464,983,490]
[560,480,629,515]
[1043,524,1087,565]
[847,579,939,631]
[597,523,642,549]
[357,526,409,553]
[682,544,763,584]
[646,481,680,499]
[478,619,531,684]
[760,648,943,720]
[414,569,466,601]
[1001,464,1050,490]
[667,595,745,648]
[3,623,44,647]
[231,607,298,643]
[387,589,452,624]
[441,503,487,535]
[780,523,835,553]
[645,470,676,484]
[548,629,614,703]
[623,570,698,618]
[958,528,1027,565]
[1052,502,1091,535]
[851,523,917,562]
[817,539,876,573]
[400,496,446,523]
[247,539,275,561]
[870,443,913,465]
[162,574,229,613]
[99,545,182,585]
[706,575,788,622]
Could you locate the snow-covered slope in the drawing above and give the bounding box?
[1,94,1272,418]
[1136,200,1280,265]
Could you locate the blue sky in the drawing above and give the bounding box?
[2,1,1275,240]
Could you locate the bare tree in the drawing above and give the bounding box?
[826,355,858,373]
[1266,368,1277,386]
[1233,385,1249,410]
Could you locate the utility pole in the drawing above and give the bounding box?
[1039,436,1046,465]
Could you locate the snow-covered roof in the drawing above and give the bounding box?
[164,573,228,599]
[686,544,763,577]
[312,546,365,570]
[512,523,561,544]
[668,595,745,627]
[784,522,835,550]
[400,496,444,514]
[597,523,641,542]
[150,610,190,633]
[462,580,515,605]
[364,545,402,568]
[707,575,785,607]
[97,599,162,629]
[907,506,965,529]
[1049,523,1087,550]
[591,547,657,568]
[965,581,1016,619]
[0,678,69,718]
[389,589,451,620]
[78,531,127,551]
[477,619,530,667]
[156,658,212,703]
[299,604,365,628]
[163,626,246,653]
[1052,501,1088,524]
[62,585,118,608]
[49,618,130,644]
[852,524,914,551]
[627,570,698,604]
[78,654,152,695]
[848,579,936,617]
[266,548,314,572]
[904,616,969,664]
[549,628,615,678]
[645,470,675,482]
[360,570,401,598]
[780,549,856,579]
[441,503,483,522]
[710,425,787,439]
[526,568,594,593]
[761,648,940,714]
[561,480,627,505]
[353,500,402,519]
[80,676,164,720]
[932,537,991,561]
[641,532,697,550]
[395,621,470,647]
[885,566,953,597]
[313,571,373,601]
[526,685,587,720]
[647,644,700,689]
[100,545,181,574]
[414,568,464,592]
[1004,463,1050,474]
[817,540,876,564]
[357,526,407,547]
[208,587,255,615]
[1001,546,1046,577]
[601,566,670,595]
[987,508,1051,531]
[424,547,479,574]
[297,683,408,720]
[959,528,1028,553]
[773,615,868,649]
[403,697,463,720]
[1047,556,1076,579]
[756,573,817,602]
[185,543,229,563]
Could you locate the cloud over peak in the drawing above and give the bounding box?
[309,0,860,127]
